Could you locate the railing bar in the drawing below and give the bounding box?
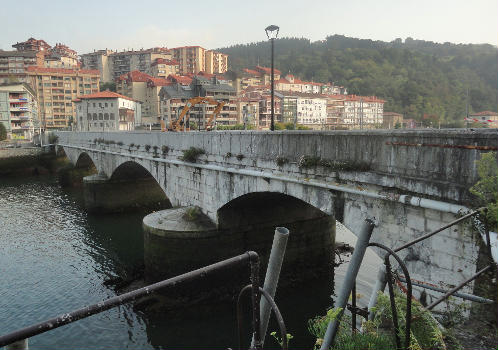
[426,265,492,310]
[394,208,484,252]
[0,251,258,348]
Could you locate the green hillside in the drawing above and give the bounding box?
[218,35,498,126]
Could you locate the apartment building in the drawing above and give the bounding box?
[325,95,346,129]
[12,38,51,52]
[81,48,172,82]
[26,66,100,129]
[0,51,44,84]
[159,76,237,128]
[0,83,38,140]
[46,43,79,68]
[74,91,141,131]
[343,95,385,128]
[277,91,327,129]
[276,74,347,96]
[150,58,179,78]
[235,97,260,128]
[171,46,206,75]
[240,66,281,90]
[145,77,171,125]
[205,51,228,74]
[467,111,498,128]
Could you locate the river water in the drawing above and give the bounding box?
[0,176,380,349]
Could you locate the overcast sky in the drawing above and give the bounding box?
[1,0,497,53]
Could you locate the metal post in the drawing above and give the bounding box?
[253,227,289,346]
[320,218,375,350]
[270,38,275,131]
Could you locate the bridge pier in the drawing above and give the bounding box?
[82,174,171,214]
[143,202,335,287]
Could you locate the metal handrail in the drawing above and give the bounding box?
[0,251,261,348]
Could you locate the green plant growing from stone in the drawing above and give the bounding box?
[152,145,159,158]
[183,207,200,221]
[276,156,288,167]
[117,141,123,146]
[145,144,151,152]
[180,147,205,163]
[270,331,293,349]
[161,145,169,155]
[224,152,232,159]
[470,152,498,231]
[236,154,244,161]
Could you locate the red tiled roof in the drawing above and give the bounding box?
[26,66,99,75]
[147,77,171,87]
[345,94,386,103]
[116,70,152,82]
[243,68,262,76]
[76,90,136,101]
[256,65,281,75]
[168,74,192,85]
[470,111,498,116]
[276,78,290,84]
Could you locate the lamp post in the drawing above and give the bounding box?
[265,25,279,131]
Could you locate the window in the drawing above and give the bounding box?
[110,103,113,107]
[104,113,109,120]
[93,113,97,120]
[99,103,102,107]
[98,113,103,120]
[93,103,96,107]
[105,102,108,107]
[87,113,91,119]
[110,113,115,120]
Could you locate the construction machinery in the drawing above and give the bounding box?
[162,97,226,131]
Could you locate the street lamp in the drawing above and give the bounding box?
[265,25,279,131]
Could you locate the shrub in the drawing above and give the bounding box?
[180,147,205,162]
[0,122,7,141]
[116,141,123,146]
[236,154,244,161]
[145,144,151,152]
[276,156,288,167]
[470,152,498,231]
[48,134,59,144]
[161,145,169,155]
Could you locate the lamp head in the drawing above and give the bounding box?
[265,25,280,40]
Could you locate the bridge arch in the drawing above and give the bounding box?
[75,152,97,170]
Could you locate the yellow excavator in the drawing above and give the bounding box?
[161,97,226,131]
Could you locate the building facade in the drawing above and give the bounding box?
[27,66,100,129]
[74,91,141,131]
[343,95,384,128]
[0,50,44,84]
[277,91,327,129]
[150,58,179,78]
[383,112,404,129]
[205,51,228,74]
[0,83,38,140]
[171,46,206,75]
[467,111,498,128]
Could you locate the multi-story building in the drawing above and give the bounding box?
[241,66,281,89]
[205,51,228,74]
[12,38,51,52]
[171,46,206,75]
[74,91,141,131]
[150,58,179,78]
[26,66,100,130]
[343,95,385,128]
[277,91,327,129]
[80,49,114,83]
[276,74,347,96]
[81,48,172,82]
[0,50,44,84]
[159,76,237,128]
[325,95,346,129]
[258,94,282,130]
[467,111,498,128]
[235,97,260,128]
[145,77,171,126]
[46,43,79,68]
[382,112,404,129]
[0,83,38,140]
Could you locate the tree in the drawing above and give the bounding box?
[100,82,116,92]
[470,152,498,231]
[0,122,7,141]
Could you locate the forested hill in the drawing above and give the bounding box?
[218,35,498,125]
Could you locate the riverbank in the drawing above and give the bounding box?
[0,145,67,177]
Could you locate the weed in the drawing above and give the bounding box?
[180,147,205,162]
[48,134,59,144]
[117,141,123,146]
[145,145,151,152]
[276,156,288,167]
[270,331,293,349]
[161,145,169,155]
[183,207,200,221]
[298,155,321,168]
[225,152,232,159]
[236,154,245,161]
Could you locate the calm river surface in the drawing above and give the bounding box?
[0,176,379,349]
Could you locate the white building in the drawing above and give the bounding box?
[0,83,38,140]
[278,91,327,129]
[343,95,384,128]
[74,91,141,131]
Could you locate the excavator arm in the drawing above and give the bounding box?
[169,97,225,131]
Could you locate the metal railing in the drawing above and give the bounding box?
[0,251,287,350]
[323,207,497,350]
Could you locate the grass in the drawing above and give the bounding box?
[180,147,205,162]
[297,155,370,171]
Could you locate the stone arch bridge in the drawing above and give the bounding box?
[56,129,497,302]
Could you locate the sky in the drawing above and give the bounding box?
[1,0,497,53]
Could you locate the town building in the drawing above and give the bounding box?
[235,97,260,128]
[325,95,346,129]
[171,46,206,75]
[240,66,281,90]
[277,91,327,129]
[26,66,100,129]
[467,111,498,128]
[0,83,38,140]
[74,91,141,131]
[0,50,44,84]
[276,73,347,96]
[45,43,79,68]
[383,112,404,129]
[12,38,51,52]
[145,77,171,126]
[205,51,228,74]
[343,95,384,128]
[150,58,179,78]
[159,76,237,128]
[258,93,282,130]
[81,48,172,82]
